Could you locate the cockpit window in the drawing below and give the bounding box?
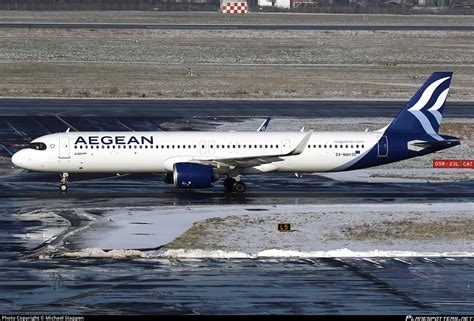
[29,142,47,150]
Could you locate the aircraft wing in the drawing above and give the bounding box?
[199,131,312,168]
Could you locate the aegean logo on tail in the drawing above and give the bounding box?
[407,75,451,141]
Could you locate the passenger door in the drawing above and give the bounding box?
[59,137,70,159]
[377,136,388,157]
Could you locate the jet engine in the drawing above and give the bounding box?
[173,162,216,188]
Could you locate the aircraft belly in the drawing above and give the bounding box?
[64,153,165,173]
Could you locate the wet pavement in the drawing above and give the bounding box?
[0,99,473,315]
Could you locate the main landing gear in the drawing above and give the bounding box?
[59,173,69,192]
[224,177,246,193]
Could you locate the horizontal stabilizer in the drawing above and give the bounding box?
[413,139,460,147]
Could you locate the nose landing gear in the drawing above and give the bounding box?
[59,173,69,192]
[223,177,246,193]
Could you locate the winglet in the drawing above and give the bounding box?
[288,131,312,156]
[257,118,271,132]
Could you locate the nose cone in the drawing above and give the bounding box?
[11,149,28,169]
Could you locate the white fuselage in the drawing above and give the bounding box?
[12,131,382,174]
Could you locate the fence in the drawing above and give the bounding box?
[0,0,471,13]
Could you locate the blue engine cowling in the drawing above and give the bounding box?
[173,162,214,188]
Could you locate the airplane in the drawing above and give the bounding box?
[11,72,460,193]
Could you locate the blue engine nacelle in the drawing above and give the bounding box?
[173,162,215,188]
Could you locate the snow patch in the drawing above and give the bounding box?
[161,249,253,259]
[58,248,474,260]
[62,248,146,259]
[155,248,474,259]
[256,249,474,258]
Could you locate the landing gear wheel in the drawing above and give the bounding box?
[224,177,237,192]
[59,172,69,193]
[233,181,246,194]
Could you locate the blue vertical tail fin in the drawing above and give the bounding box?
[384,72,452,140]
